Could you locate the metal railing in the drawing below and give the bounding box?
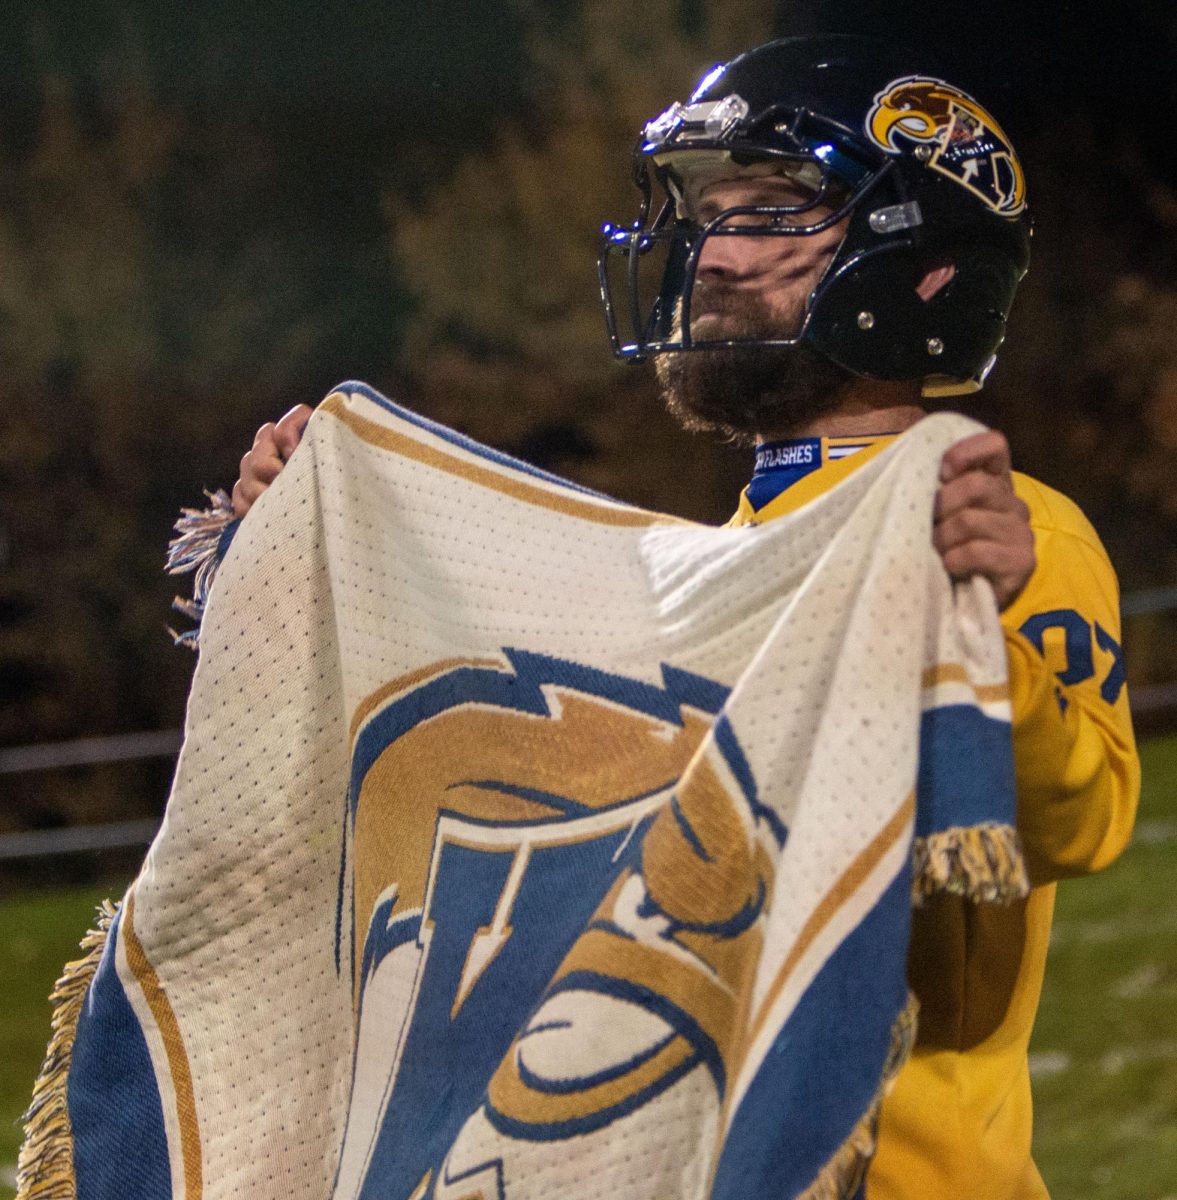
[0,730,182,775]
[2,588,1174,862]
[0,819,160,861]
[1121,586,1177,617]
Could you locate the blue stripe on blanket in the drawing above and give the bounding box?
[336,381,614,499]
[915,704,1016,837]
[216,516,241,558]
[711,864,912,1200]
[68,908,171,1199]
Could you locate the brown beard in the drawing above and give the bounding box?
[654,290,850,446]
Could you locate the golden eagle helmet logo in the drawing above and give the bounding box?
[866,75,1026,217]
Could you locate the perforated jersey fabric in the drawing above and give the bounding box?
[19,384,1026,1200]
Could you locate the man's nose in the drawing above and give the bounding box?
[696,228,780,280]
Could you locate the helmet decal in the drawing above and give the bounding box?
[866,76,1026,217]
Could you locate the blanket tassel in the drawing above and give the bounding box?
[165,487,237,649]
[912,822,1029,906]
[797,989,919,1200]
[16,900,119,1200]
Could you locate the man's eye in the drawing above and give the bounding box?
[725,211,777,227]
[708,208,805,229]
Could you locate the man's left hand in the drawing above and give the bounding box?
[933,431,1036,611]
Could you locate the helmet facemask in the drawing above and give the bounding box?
[660,155,858,347]
[599,96,895,361]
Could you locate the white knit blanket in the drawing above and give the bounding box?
[20,383,1025,1200]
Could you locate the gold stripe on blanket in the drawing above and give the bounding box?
[921,662,1010,703]
[321,391,687,529]
[123,894,203,1200]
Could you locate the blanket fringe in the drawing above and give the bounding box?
[165,488,237,649]
[798,989,920,1200]
[912,823,1029,906]
[16,900,119,1200]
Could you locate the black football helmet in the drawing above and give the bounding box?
[598,35,1031,396]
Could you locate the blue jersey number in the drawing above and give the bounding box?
[1019,609,1125,705]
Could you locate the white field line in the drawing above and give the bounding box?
[1028,1050,1071,1079]
[1100,1042,1177,1075]
[1030,1040,1177,1080]
[1111,1101,1177,1145]
[1112,962,1169,999]
[1046,820,1175,948]
[1050,908,1177,948]
[1134,818,1177,845]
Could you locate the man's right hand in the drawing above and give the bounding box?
[232,405,313,518]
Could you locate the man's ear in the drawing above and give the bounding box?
[915,262,957,302]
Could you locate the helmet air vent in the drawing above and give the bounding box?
[869,201,923,235]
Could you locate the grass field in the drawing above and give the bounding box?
[2,735,1175,1199]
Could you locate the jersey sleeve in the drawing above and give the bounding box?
[1000,475,1140,884]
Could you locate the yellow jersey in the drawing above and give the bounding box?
[730,430,1140,1199]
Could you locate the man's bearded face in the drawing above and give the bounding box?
[653,169,852,445]
[654,288,850,446]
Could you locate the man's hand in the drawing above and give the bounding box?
[232,405,313,518]
[933,430,1036,611]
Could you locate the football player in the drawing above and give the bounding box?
[228,36,1139,1199]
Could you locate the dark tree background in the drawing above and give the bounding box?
[2,0,1176,849]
